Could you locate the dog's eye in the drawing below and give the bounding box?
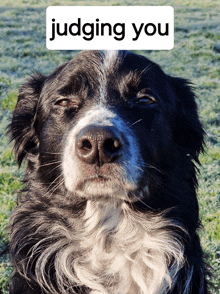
[56,99,79,108]
[134,96,156,105]
[134,89,156,105]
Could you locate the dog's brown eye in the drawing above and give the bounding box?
[135,96,156,105]
[56,99,78,108]
[135,88,156,105]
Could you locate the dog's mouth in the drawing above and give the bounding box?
[73,173,136,201]
[77,175,110,187]
[76,174,115,191]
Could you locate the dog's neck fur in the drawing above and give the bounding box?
[66,199,185,294]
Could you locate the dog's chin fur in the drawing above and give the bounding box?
[21,199,186,294]
[73,179,137,200]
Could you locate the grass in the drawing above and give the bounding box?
[0,0,219,293]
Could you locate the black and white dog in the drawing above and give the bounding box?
[9,50,208,294]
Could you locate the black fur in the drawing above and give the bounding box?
[8,50,208,294]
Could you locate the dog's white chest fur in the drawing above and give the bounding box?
[71,200,185,294]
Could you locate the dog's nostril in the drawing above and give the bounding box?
[103,138,121,154]
[82,139,92,151]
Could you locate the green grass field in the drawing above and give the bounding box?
[0,0,219,293]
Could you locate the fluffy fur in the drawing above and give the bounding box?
[8,50,208,294]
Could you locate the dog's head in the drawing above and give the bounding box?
[9,50,204,203]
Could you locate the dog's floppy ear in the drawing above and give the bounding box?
[168,76,205,162]
[8,73,46,167]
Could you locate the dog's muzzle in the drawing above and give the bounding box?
[62,107,143,198]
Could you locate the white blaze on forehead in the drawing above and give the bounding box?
[103,50,119,70]
[99,50,120,105]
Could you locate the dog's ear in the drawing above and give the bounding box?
[8,73,46,167]
[168,76,205,162]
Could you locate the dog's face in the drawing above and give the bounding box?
[10,50,204,203]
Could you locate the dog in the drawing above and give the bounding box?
[8,50,208,294]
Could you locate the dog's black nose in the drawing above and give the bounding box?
[76,125,123,166]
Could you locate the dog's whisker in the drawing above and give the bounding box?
[43,174,64,197]
[138,64,156,78]
[44,163,63,174]
[46,179,64,197]
[39,161,62,168]
[130,119,143,127]
[42,151,62,155]
[43,180,65,200]
[39,163,63,178]
[143,163,166,175]
[133,165,144,172]
[131,193,153,210]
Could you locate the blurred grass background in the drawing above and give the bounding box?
[0,0,219,293]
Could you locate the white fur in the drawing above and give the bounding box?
[103,50,119,71]
[99,51,119,105]
[34,200,187,294]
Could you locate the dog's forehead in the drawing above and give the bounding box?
[53,50,157,84]
[41,50,166,106]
